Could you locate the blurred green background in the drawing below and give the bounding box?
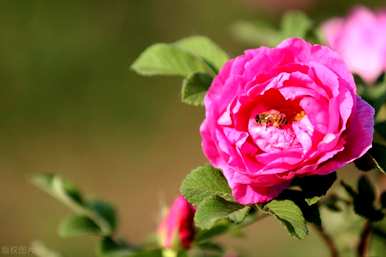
[0,0,384,256]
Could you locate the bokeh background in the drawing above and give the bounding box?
[0,0,384,256]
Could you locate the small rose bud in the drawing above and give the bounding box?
[158,196,195,250]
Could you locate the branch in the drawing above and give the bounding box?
[357,220,372,257]
[312,224,339,257]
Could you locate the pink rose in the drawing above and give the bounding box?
[158,196,195,250]
[321,6,386,84]
[200,38,374,205]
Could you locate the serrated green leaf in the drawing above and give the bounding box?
[369,143,386,174]
[59,215,101,237]
[32,174,116,236]
[230,20,281,47]
[175,36,229,71]
[180,165,232,205]
[194,196,246,229]
[131,44,210,77]
[280,11,312,39]
[265,199,308,239]
[181,73,212,106]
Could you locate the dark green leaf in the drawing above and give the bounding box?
[375,121,386,139]
[265,199,308,239]
[98,237,138,257]
[369,143,386,174]
[180,165,232,205]
[357,176,376,203]
[341,181,356,197]
[355,153,377,172]
[381,191,386,209]
[175,36,229,71]
[293,172,336,205]
[131,44,210,77]
[59,215,101,237]
[87,200,117,232]
[181,73,212,106]
[194,196,246,229]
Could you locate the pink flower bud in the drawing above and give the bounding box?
[158,196,195,250]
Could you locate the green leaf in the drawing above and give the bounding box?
[175,36,229,71]
[293,172,336,205]
[32,174,116,236]
[181,73,212,106]
[195,224,229,242]
[230,20,281,47]
[341,179,384,221]
[30,241,62,257]
[358,78,386,113]
[265,199,308,239]
[381,191,386,209]
[131,44,210,77]
[369,143,386,174]
[194,196,247,229]
[375,121,386,139]
[357,176,376,203]
[180,165,232,205]
[98,237,138,257]
[59,215,100,237]
[355,153,378,172]
[87,200,117,232]
[280,11,312,39]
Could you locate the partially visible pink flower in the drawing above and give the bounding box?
[200,38,374,205]
[321,6,386,84]
[158,196,195,250]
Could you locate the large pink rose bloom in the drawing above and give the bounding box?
[158,196,195,250]
[321,6,386,84]
[200,38,374,205]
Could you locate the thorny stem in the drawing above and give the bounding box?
[312,224,339,257]
[357,220,372,257]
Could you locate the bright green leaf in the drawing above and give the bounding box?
[59,215,101,237]
[230,20,280,47]
[265,199,308,239]
[280,11,312,39]
[175,36,229,71]
[194,196,247,229]
[181,72,212,106]
[131,44,210,77]
[180,165,232,205]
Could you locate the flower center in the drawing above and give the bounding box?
[255,110,305,128]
